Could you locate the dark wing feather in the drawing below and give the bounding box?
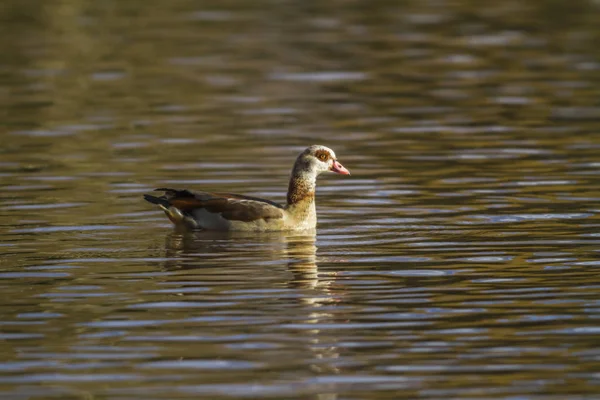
[147,188,284,222]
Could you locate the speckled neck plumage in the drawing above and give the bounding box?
[286,158,316,208]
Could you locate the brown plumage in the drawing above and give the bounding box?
[144,145,350,231]
[151,188,284,223]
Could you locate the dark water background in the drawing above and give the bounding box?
[1,0,600,398]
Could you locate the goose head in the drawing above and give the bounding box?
[295,145,350,176]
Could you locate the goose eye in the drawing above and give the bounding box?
[318,153,328,162]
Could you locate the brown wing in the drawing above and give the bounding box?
[154,188,284,222]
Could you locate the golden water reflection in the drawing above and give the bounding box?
[2,0,600,398]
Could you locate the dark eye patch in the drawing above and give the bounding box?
[315,149,330,162]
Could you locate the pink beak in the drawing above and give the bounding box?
[331,160,350,175]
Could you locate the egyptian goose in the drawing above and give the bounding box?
[144,145,350,231]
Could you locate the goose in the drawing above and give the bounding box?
[144,145,350,231]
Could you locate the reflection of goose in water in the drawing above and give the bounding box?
[161,231,340,399]
[162,229,338,294]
